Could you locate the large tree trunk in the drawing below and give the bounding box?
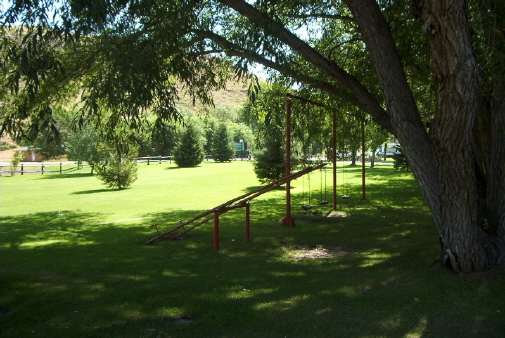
[347,0,505,272]
[416,0,505,271]
[419,0,484,271]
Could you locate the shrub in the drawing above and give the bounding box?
[95,144,138,189]
[10,151,24,176]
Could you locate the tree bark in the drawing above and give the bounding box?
[356,0,505,271]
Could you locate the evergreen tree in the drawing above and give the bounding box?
[211,123,234,162]
[253,137,286,184]
[173,124,204,167]
[95,141,138,190]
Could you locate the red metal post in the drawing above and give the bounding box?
[214,210,220,249]
[245,202,250,240]
[332,111,337,210]
[361,120,366,200]
[282,95,295,226]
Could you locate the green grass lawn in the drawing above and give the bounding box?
[1,161,504,337]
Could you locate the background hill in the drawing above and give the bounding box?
[176,79,250,114]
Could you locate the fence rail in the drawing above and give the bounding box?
[0,162,90,176]
[0,156,175,176]
[136,156,173,164]
[0,154,252,176]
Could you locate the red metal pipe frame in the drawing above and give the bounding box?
[282,93,338,222]
[212,165,324,248]
[145,164,325,245]
[205,94,360,237]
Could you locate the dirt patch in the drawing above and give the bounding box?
[286,245,352,260]
[293,211,351,223]
[326,211,351,218]
[296,211,351,219]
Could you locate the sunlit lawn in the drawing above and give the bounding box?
[1,161,504,337]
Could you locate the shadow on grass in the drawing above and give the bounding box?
[164,165,204,170]
[241,184,286,195]
[36,172,95,180]
[2,175,504,338]
[0,210,107,251]
[132,198,502,337]
[71,188,119,195]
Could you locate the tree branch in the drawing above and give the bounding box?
[216,0,394,134]
[198,29,362,108]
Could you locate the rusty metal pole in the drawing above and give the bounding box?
[245,202,250,240]
[213,210,220,249]
[361,120,366,200]
[282,95,295,226]
[332,111,337,210]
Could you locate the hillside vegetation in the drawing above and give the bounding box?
[176,79,250,114]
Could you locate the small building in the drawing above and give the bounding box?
[14,147,45,162]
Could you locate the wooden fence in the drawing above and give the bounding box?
[0,162,88,176]
[135,156,173,164]
[0,156,174,176]
[0,155,251,176]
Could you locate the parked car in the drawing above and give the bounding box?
[377,151,399,158]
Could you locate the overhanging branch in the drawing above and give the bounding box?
[197,29,362,108]
[217,0,394,134]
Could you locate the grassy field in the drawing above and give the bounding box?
[1,161,504,337]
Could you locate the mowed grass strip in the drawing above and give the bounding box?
[1,161,504,337]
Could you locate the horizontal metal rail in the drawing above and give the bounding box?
[144,163,327,245]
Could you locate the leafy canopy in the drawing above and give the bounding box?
[1,0,425,141]
[1,0,251,143]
